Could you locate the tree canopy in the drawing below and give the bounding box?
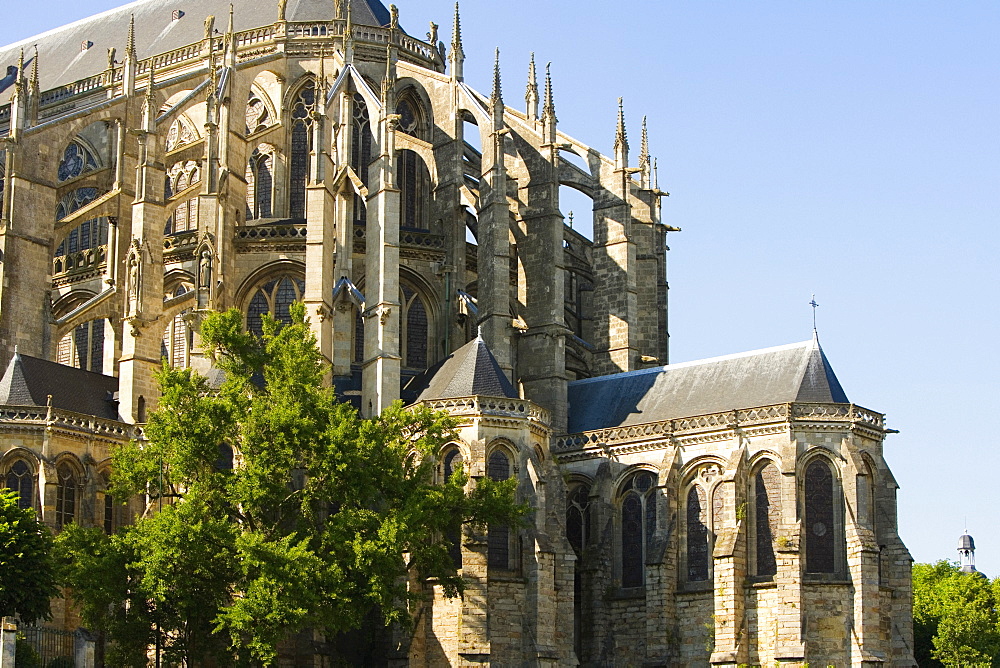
[913,560,1000,667]
[58,304,524,665]
[0,489,58,624]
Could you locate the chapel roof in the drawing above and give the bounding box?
[414,335,518,402]
[0,353,119,420]
[566,335,849,433]
[0,0,394,104]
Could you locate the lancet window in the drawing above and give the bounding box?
[289,81,316,219]
[245,146,275,220]
[686,485,710,582]
[401,286,428,369]
[395,97,427,230]
[0,152,6,199]
[566,482,592,556]
[55,462,79,529]
[57,319,106,373]
[753,463,781,577]
[101,471,127,534]
[164,161,201,235]
[5,460,34,510]
[805,458,837,574]
[564,270,593,340]
[351,93,373,224]
[57,140,100,182]
[487,448,513,569]
[620,470,657,587]
[161,286,192,368]
[246,274,305,336]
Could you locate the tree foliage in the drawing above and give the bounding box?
[0,489,58,623]
[913,560,1000,667]
[58,304,525,665]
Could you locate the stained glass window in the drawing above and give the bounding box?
[56,463,78,528]
[0,152,6,200]
[805,459,836,574]
[245,275,305,335]
[687,486,709,582]
[60,319,105,372]
[402,286,428,369]
[57,140,100,182]
[487,449,512,569]
[566,483,591,556]
[351,93,372,225]
[755,464,780,577]
[5,460,33,510]
[619,471,657,587]
[289,82,316,219]
[354,309,365,363]
[246,148,274,220]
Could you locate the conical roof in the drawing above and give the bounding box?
[0,353,119,419]
[415,335,517,402]
[567,336,850,433]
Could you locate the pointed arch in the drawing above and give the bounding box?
[617,467,658,587]
[288,77,316,220]
[752,461,781,577]
[804,456,839,575]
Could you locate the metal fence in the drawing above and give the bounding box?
[18,625,75,666]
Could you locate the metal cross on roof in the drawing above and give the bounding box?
[809,294,819,332]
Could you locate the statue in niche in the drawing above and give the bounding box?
[126,248,141,318]
[198,249,212,290]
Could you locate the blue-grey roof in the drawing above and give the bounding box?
[567,336,848,433]
[416,336,517,402]
[0,353,119,419]
[0,0,395,105]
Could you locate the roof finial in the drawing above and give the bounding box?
[639,116,649,166]
[653,157,659,189]
[615,97,628,151]
[809,294,819,334]
[227,3,234,35]
[30,45,39,90]
[126,14,136,59]
[15,48,24,88]
[543,62,555,120]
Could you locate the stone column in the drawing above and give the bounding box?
[711,477,748,666]
[775,466,806,663]
[361,108,401,416]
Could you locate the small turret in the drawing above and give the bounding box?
[958,532,982,574]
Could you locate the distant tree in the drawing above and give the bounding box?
[0,489,58,624]
[912,560,1000,667]
[59,304,525,665]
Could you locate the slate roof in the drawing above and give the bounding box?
[0,0,394,104]
[414,335,518,402]
[567,335,849,433]
[0,353,119,420]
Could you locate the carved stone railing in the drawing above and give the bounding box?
[51,245,107,281]
[423,395,550,425]
[552,402,885,453]
[163,230,198,255]
[236,223,308,242]
[0,405,141,440]
[236,25,277,48]
[352,224,445,255]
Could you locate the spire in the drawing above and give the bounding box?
[381,42,396,105]
[29,45,39,91]
[143,62,156,130]
[449,2,464,82]
[15,48,24,91]
[490,48,502,106]
[525,53,538,121]
[126,14,136,60]
[541,62,556,144]
[638,115,650,188]
[344,2,355,63]
[614,97,629,169]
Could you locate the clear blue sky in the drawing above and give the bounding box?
[3,1,998,573]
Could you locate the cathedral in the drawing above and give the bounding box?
[0,0,914,665]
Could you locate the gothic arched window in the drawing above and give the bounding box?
[289,81,316,219]
[57,319,106,373]
[246,274,306,335]
[805,459,837,574]
[754,463,781,577]
[686,485,710,582]
[161,286,192,368]
[164,161,201,235]
[354,308,365,364]
[165,118,197,152]
[566,483,591,556]
[487,448,512,569]
[0,151,6,200]
[351,93,373,224]
[5,460,34,510]
[57,140,100,182]
[401,286,429,369]
[620,470,657,587]
[245,146,275,220]
[245,90,272,136]
[56,463,79,528]
[101,471,126,534]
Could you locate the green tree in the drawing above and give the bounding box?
[0,489,58,623]
[913,560,1000,667]
[60,304,524,665]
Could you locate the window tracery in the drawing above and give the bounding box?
[395,96,428,230]
[0,151,6,199]
[805,458,837,574]
[754,463,780,577]
[57,140,100,182]
[55,462,79,528]
[5,460,34,510]
[245,90,273,136]
[289,81,316,219]
[165,118,197,152]
[245,146,275,220]
[245,274,306,335]
[620,470,657,587]
[566,483,591,556]
[487,448,513,569]
[57,319,106,373]
[401,285,429,369]
[161,285,192,368]
[351,93,373,224]
[686,485,710,582]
